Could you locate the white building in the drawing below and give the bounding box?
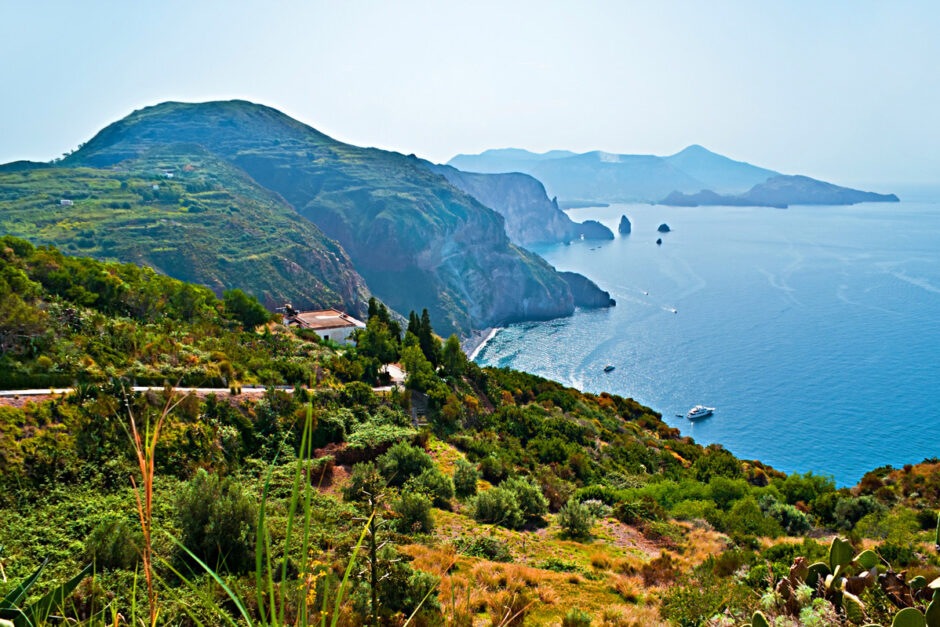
[60,199,74,206]
[283,308,365,344]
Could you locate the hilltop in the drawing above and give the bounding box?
[1,100,613,338]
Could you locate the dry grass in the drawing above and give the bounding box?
[611,575,644,604]
[590,550,613,571]
[599,604,668,627]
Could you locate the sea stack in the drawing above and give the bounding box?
[657,223,671,233]
[618,215,631,235]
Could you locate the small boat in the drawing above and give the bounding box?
[686,405,715,420]
[603,365,615,373]
[670,308,677,314]
[643,290,649,295]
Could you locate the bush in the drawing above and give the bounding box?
[394,490,434,533]
[453,458,479,497]
[473,487,523,529]
[378,441,434,486]
[406,467,454,508]
[561,609,592,627]
[342,462,387,503]
[175,468,257,573]
[503,475,548,520]
[84,518,142,570]
[452,536,513,562]
[614,497,665,525]
[581,499,611,519]
[478,455,509,484]
[558,498,595,539]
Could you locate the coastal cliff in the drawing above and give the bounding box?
[429,164,614,246]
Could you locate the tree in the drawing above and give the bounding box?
[400,343,437,392]
[175,468,257,573]
[441,334,467,377]
[407,310,421,337]
[418,308,441,367]
[356,317,399,365]
[223,288,270,330]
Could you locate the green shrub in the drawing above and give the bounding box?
[452,536,513,562]
[175,468,256,573]
[473,487,523,529]
[394,490,434,533]
[478,455,509,484]
[342,462,387,503]
[453,458,479,497]
[558,498,594,539]
[406,467,454,508]
[84,518,142,570]
[614,497,665,525]
[503,475,548,520]
[378,441,433,486]
[561,608,592,627]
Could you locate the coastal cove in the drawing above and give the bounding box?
[474,188,940,486]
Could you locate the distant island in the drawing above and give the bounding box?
[660,174,900,208]
[448,144,899,207]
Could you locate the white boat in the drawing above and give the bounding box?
[686,405,715,420]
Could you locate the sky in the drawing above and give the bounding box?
[1,1,938,186]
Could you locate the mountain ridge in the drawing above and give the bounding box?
[6,99,613,337]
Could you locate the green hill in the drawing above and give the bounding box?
[0,145,369,315]
[60,100,611,336]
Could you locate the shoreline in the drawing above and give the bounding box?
[464,327,500,361]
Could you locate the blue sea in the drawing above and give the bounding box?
[474,187,940,485]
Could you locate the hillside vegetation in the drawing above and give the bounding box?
[53,100,611,336]
[2,242,939,626]
[0,146,369,315]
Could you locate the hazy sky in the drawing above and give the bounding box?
[2,1,938,186]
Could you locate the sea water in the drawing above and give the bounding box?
[474,188,940,485]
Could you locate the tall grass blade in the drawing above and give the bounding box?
[0,559,46,610]
[162,536,254,627]
[330,511,374,627]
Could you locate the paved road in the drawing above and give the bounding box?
[0,381,406,398]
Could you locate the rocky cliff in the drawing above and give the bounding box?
[60,100,614,336]
[428,164,613,246]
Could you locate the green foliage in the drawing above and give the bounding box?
[405,467,455,508]
[473,487,524,529]
[453,458,479,497]
[452,536,513,562]
[378,441,434,487]
[557,498,595,539]
[394,490,434,534]
[83,518,142,571]
[561,608,592,627]
[502,475,549,520]
[223,288,270,329]
[440,334,467,377]
[342,462,387,503]
[175,468,257,573]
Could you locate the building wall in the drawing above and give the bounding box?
[321,326,359,345]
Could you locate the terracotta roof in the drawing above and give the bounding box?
[289,309,365,331]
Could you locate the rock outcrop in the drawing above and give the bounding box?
[618,215,631,235]
[577,220,615,240]
[558,272,615,308]
[658,223,671,233]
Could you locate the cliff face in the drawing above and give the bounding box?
[428,164,612,246]
[558,272,615,308]
[63,101,608,336]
